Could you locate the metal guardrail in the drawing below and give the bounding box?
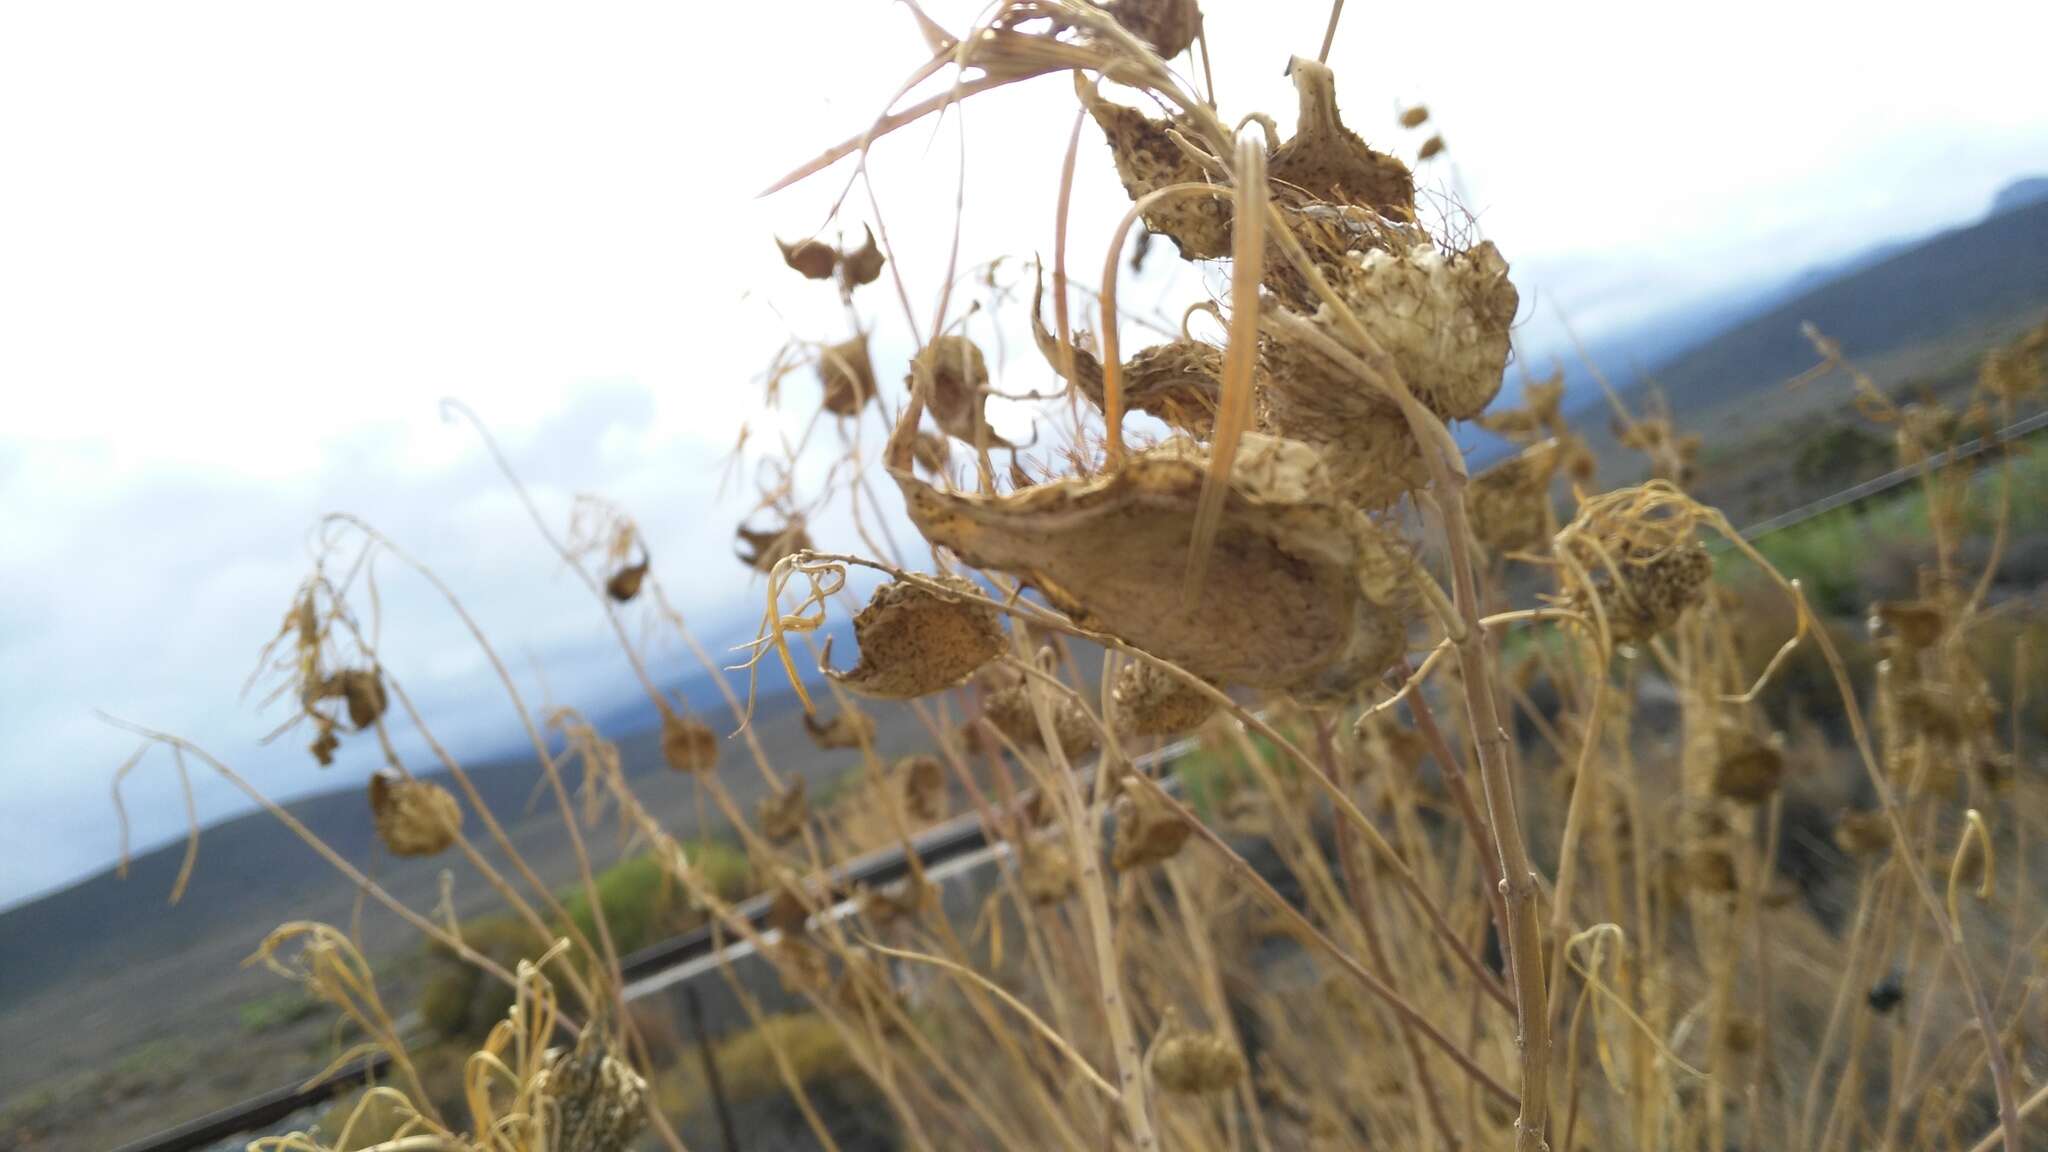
[105,411,2045,1152]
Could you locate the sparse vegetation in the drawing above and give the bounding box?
[69,5,2048,1152]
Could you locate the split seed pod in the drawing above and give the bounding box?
[819,333,878,416]
[1102,0,1202,58]
[1113,659,1217,737]
[1711,723,1785,804]
[982,678,1100,759]
[736,518,813,573]
[1030,275,1225,436]
[1270,58,1415,217]
[660,713,720,774]
[777,237,838,281]
[1111,780,1189,870]
[838,224,885,290]
[758,779,809,844]
[895,754,947,823]
[805,708,875,750]
[896,434,1413,700]
[1577,542,1714,644]
[828,574,1005,699]
[541,1029,649,1152]
[911,336,1006,446]
[1079,80,1231,260]
[369,772,462,858]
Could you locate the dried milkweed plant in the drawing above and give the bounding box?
[100,7,2048,1152]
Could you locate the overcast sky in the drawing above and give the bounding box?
[4,0,2045,910]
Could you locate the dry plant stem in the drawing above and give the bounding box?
[1318,0,1346,61]
[1315,716,1460,1152]
[1258,224,1551,1146]
[1405,685,1511,948]
[1125,771,1518,1107]
[1542,641,1610,1040]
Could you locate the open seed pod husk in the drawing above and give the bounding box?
[1113,659,1217,737]
[1102,0,1202,58]
[660,713,720,774]
[777,236,838,280]
[758,779,809,844]
[1030,276,1227,437]
[1079,80,1231,260]
[839,224,885,289]
[541,1028,649,1152]
[736,518,813,573]
[1111,779,1189,870]
[805,708,875,750]
[828,574,1005,699]
[910,336,1007,446]
[1469,439,1561,555]
[369,772,462,858]
[1711,722,1785,804]
[819,333,877,416]
[1269,58,1414,218]
[323,668,388,731]
[982,677,1100,760]
[895,754,947,822]
[1153,1010,1247,1095]
[897,434,1413,701]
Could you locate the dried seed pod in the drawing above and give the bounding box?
[1111,780,1189,870]
[1018,839,1076,905]
[1894,682,1973,745]
[1574,542,1714,644]
[1711,724,1785,804]
[1721,1017,1759,1056]
[1835,808,1893,857]
[1681,843,1738,895]
[1102,0,1202,58]
[1468,439,1561,554]
[895,754,947,823]
[1153,1012,1247,1095]
[541,1028,649,1152]
[1029,276,1225,436]
[758,779,809,844]
[911,430,951,475]
[660,713,720,774]
[819,333,877,416]
[1867,971,1905,1014]
[828,574,1005,699]
[766,935,832,992]
[983,679,1100,759]
[777,236,838,280]
[605,557,649,603]
[735,518,812,573]
[805,708,875,750]
[1080,81,1231,260]
[309,718,340,767]
[858,873,931,926]
[324,669,388,730]
[838,224,884,289]
[1398,105,1430,129]
[369,772,462,858]
[1417,135,1446,161]
[1113,659,1217,737]
[766,872,813,935]
[911,336,1007,446]
[896,434,1413,700]
[1270,58,1414,216]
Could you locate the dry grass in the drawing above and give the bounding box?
[100,5,2048,1152]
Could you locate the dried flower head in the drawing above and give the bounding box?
[1870,599,1948,652]
[1018,838,1076,905]
[897,434,1413,700]
[540,1024,649,1152]
[1835,808,1893,858]
[819,333,878,416]
[1561,487,1715,644]
[1080,81,1230,260]
[1111,779,1189,870]
[321,668,387,731]
[777,236,838,280]
[805,708,875,750]
[759,779,809,844]
[911,335,1006,446]
[368,772,461,858]
[736,517,813,573]
[1468,439,1561,555]
[1113,659,1217,737]
[828,574,1006,699]
[895,754,947,822]
[983,674,1100,759]
[1711,722,1785,804]
[660,713,720,774]
[1270,58,1414,216]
